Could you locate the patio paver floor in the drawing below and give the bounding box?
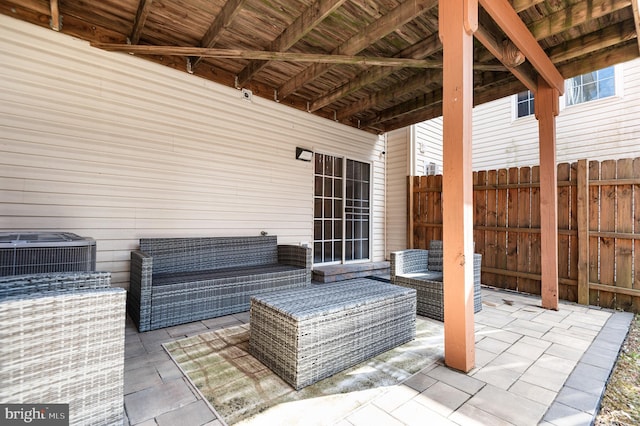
[123,285,633,426]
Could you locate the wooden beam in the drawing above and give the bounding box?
[90,43,455,67]
[535,75,560,310]
[237,0,348,87]
[278,0,439,99]
[192,0,249,69]
[130,0,153,45]
[479,0,564,93]
[49,0,60,31]
[440,0,476,373]
[630,0,640,54]
[475,25,537,92]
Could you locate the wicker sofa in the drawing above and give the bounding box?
[128,235,311,332]
[390,240,482,321]
[0,272,126,426]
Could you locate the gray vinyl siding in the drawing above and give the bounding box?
[0,15,385,288]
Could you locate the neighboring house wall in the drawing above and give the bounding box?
[416,58,640,171]
[0,15,385,289]
[414,118,443,175]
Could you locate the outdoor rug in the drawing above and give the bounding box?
[164,318,444,425]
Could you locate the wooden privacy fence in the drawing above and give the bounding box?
[409,157,640,313]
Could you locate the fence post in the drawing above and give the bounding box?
[577,159,589,305]
[407,176,414,249]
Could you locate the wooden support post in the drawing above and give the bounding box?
[577,159,589,305]
[408,176,414,249]
[439,0,476,372]
[535,76,559,310]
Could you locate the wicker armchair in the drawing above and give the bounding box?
[0,272,126,426]
[390,240,482,321]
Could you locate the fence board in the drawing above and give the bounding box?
[507,168,519,291]
[530,166,541,296]
[599,160,616,309]
[616,158,633,311]
[497,169,509,289]
[474,171,486,261]
[485,170,498,286]
[634,158,640,312]
[589,160,600,305]
[517,167,534,294]
[433,175,443,241]
[568,162,578,302]
[557,163,571,301]
[426,175,436,244]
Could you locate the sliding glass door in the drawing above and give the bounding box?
[314,153,370,264]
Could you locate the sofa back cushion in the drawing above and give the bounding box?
[427,240,443,272]
[140,236,278,275]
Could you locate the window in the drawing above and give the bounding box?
[314,154,370,264]
[516,90,535,118]
[565,66,615,106]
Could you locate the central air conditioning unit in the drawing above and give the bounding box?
[0,232,96,276]
[425,162,440,176]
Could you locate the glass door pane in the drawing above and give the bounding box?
[314,155,370,264]
[313,154,343,263]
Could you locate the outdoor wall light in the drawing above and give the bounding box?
[295,147,313,161]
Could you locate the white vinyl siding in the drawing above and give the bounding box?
[0,15,385,288]
[416,58,640,170]
[414,119,444,174]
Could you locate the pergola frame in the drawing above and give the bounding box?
[440,0,562,372]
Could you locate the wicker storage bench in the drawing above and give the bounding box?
[128,235,311,332]
[390,240,482,321]
[249,278,416,390]
[0,272,126,426]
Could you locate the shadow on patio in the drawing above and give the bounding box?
[123,285,633,426]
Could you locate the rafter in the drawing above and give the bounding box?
[192,0,249,69]
[277,0,438,99]
[130,0,153,44]
[49,0,60,31]
[237,0,348,87]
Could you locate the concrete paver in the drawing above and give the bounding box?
[121,287,633,426]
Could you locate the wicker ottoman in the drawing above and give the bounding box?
[249,278,416,390]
